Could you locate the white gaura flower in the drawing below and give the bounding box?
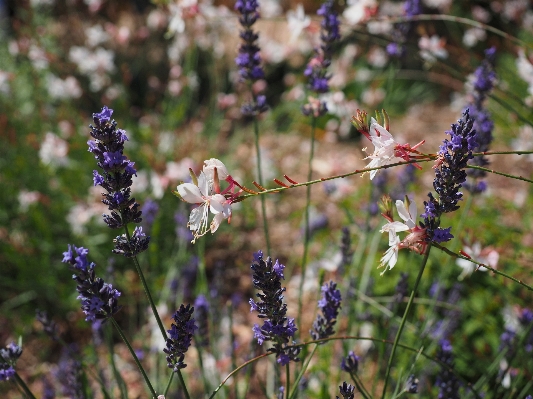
[363,119,403,180]
[379,234,401,274]
[177,171,231,243]
[456,242,499,280]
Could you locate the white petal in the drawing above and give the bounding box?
[188,206,204,230]
[210,212,224,233]
[177,183,204,204]
[197,171,210,196]
[209,194,226,213]
[396,199,417,229]
[203,158,229,181]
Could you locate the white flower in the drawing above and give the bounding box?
[343,0,377,26]
[287,4,310,43]
[418,35,448,62]
[456,242,499,280]
[379,234,401,273]
[177,171,231,243]
[363,119,403,179]
[203,158,230,181]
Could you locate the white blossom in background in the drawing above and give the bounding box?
[516,49,533,96]
[18,190,40,212]
[511,125,533,161]
[418,35,448,62]
[69,46,115,91]
[343,0,377,26]
[456,242,499,280]
[287,4,310,43]
[85,25,110,47]
[30,0,54,6]
[0,71,10,94]
[28,44,49,70]
[47,75,82,99]
[367,46,388,68]
[422,0,451,12]
[463,28,487,48]
[39,133,69,167]
[260,0,282,18]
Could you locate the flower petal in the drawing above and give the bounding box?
[177,183,204,204]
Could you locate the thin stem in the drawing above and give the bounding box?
[466,165,533,184]
[210,336,482,399]
[289,344,318,399]
[432,242,533,291]
[298,116,317,337]
[381,244,432,399]
[13,373,37,399]
[285,363,290,399]
[350,371,371,399]
[376,14,531,49]
[110,317,157,398]
[253,117,271,255]
[123,225,167,341]
[176,370,190,399]
[164,372,174,396]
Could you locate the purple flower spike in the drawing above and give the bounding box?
[164,304,198,372]
[0,342,22,382]
[250,251,301,365]
[93,105,113,124]
[311,281,342,340]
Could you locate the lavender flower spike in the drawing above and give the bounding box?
[421,109,477,243]
[235,0,268,116]
[62,244,121,323]
[302,0,340,117]
[311,281,342,340]
[435,339,461,399]
[164,304,198,372]
[387,0,421,58]
[250,251,301,365]
[465,47,497,193]
[88,106,150,256]
[0,342,22,382]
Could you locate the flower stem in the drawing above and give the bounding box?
[288,344,318,399]
[110,317,158,398]
[164,372,174,396]
[13,373,37,399]
[298,116,317,336]
[253,116,272,255]
[350,371,371,399]
[381,244,432,399]
[285,363,290,399]
[123,224,167,341]
[466,165,533,184]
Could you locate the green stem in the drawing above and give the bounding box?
[377,14,531,49]
[253,117,271,255]
[13,373,37,399]
[381,244,432,399]
[350,371,371,399]
[110,317,157,398]
[466,165,533,184]
[298,116,317,337]
[106,322,128,399]
[285,363,290,399]
[123,225,167,341]
[164,372,174,396]
[432,242,533,291]
[289,344,318,399]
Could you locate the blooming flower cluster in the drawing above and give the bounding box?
[337,382,356,399]
[302,0,340,117]
[464,47,497,193]
[351,110,424,180]
[420,109,477,242]
[235,0,268,115]
[250,250,301,365]
[0,342,22,382]
[88,106,150,257]
[163,304,198,372]
[386,0,421,57]
[176,158,237,243]
[340,351,359,373]
[310,281,342,340]
[62,244,121,322]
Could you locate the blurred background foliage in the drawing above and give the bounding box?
[1,0,533,397]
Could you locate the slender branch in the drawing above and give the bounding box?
[298,116,317,337]
[123,225,167,341]
[164,372,174,396]
[375,14,531,49]
[288,344,318,399]
[110,317,157,398]
[285,363,290,399]
[432,242,533,292]
[466,165,533,184]
[350,371,371,399]
[13,372,37,399]
[381,245,432,399]
[253,117,272,255]
[209,335,482,399]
